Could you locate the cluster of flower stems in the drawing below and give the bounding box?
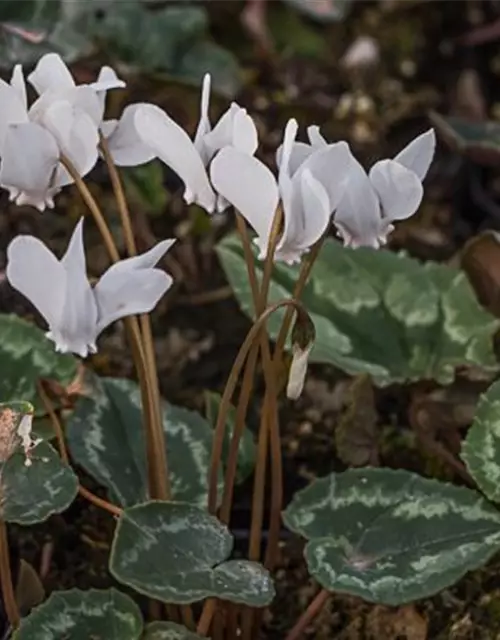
[0,143,326,640]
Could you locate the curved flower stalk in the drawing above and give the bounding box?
[6,218,175,358]
[332,128,436,248]
[0,54,124,211]
[211,118,353,264]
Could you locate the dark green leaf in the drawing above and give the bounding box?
[13,588,143,639]
[66,374,222,508]
[216,235,500,386]
[177,40,242,98]
[143,622,204,639]
[283,468,500,605]
[462,379,500,502]
[110,501,275,606]
[0,314,78,413]
[1,441,78,525]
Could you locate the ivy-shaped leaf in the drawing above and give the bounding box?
[110,501,275,606]
[283,468,500,605]
[143,622,204,639]
[0,314,78,413]
[13,588,142,639]
[462,379,500,502]
[216,235,500,386]
[66,374,222,508]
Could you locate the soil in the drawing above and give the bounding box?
[4,1,500,638]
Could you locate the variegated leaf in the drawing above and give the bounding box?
[13,588,142,639]
[283,468,500,605]
[66,374,222,508]
[144,622,204,639]
[0,441,78,525]
[0,314,77,413]
[216,235,500,386]
[110,501,275,606]
[462,379,500,502]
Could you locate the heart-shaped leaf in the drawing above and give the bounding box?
[283,468,500,605]
[216,235,500,386]
[462,379,500,502]
[144,622,205,639]
[205,391,256,484]
[66,374,222,508]
[110,501,275,606]
[13,588,143,639]
[0,314,78,413]
[1,441,78,525]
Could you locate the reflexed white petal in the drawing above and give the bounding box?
[134,102,216,213]
[334,157,381,248]
[29,84,103,130]
[94,270,172,333]
[298,169,331,247]
[0,78,29,151]
[279,119,299,178]
[10,65,27,111]
[307,125,327,147]
[104,105,156,166]
[393,128,436,181]
[0,122,59,211]
[232,110,258,155]
[194,73,212,163]
[28,53,75,95]
[276,141,314,176]
[90,66,126,92]
[211,147,279,256]
[298,141,352,213]
[369,159,423,221]
[98,239,175,279]
[203,103,238,156]
[6,235,66,328]
[57,218,99,356]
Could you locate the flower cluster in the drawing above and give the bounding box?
[2,53,435,359]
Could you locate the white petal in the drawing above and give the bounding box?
[134,103,216,213]
[231,109,258,155]
[57,218,99,357]
[211,147,279,257]
[298,141,352,212]
[298,169,331,247]
[6,235,66,328]
[94,270,172,333]
[334,157,382,248]
[193,73,212,163]
[104,105,156,166]
[0,122,59,211]
[10,65,27,111]
[279,118,299,178]
[89,66,126,92]
[27,53,75,95]
[0,78,29,152]
[369,159,423,221]
[203,103,238,157]
[98,238,175,278]
[276,141,314,176]
[393,128,436,181]
[30,85,103,130]
[307,125,327,147]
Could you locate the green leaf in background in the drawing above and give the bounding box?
[430,111,500,166]
[122,160,168,217]
[66,374,222,508]
[216,235,500,386]
[283,468,500,605]
[1,442,78,525]
[0,314,78,413]
[144,622,204,640]
[13,588,143,640]
[462,379,500,502]
[110,501,275,606]
[205,391,256,484]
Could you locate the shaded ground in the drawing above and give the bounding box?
[4,0,500,638]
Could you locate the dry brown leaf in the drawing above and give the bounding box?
[461,231,500,318]
[366,604,428,640]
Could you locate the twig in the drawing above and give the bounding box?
[285,588,330,640]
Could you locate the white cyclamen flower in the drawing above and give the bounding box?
[6,218,175,358]
[332,129,436,248]
[128,73,258,214]
[0,53,124,211]
[210,118,352,264]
